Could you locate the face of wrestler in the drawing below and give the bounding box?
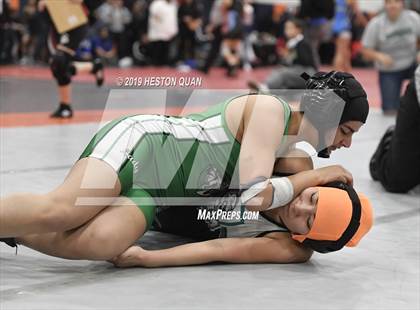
[281,187,319,235]
[323,121,363,156]
[385,0,404,21]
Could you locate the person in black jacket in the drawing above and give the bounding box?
[248,18,317,93]
[40,0,105,118]
[220,0,243,77]
[297,0,335,67]
[177,0,202,63]
[369,66,420,193]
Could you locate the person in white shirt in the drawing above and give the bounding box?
[147,0,178,66]
[361,0,420,114]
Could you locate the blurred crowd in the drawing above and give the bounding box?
[0,0,419,75]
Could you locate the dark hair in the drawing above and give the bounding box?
[286,18,305,31]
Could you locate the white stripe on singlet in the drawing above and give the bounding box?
[89,115,229,171]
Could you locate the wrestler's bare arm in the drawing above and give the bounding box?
[238,95,353,212]
[110,233,312,268]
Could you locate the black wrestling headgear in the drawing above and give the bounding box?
[300,71,369,158]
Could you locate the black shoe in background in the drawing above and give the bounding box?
[50,103,73,118]
[370,125,395,181]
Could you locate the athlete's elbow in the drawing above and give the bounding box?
[293,250,313,263]
[284,248,313,264]
[296,247,314,263]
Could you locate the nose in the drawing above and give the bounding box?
[342,135,353,148]
[294,200,315,217]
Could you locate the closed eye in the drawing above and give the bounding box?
[307,192,318,229]
[341,127,350,135]
[311,192,318,205]
[343,125,356,134]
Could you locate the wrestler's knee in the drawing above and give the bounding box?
[36,193,76,232]
[39,192,97,232]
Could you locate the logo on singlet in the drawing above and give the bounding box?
[196,165,245,228]
[121,150,140,174]
[197,165,223,191]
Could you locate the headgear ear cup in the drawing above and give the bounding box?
[300,71,369,158]
[345,192,373,247]
[291,182,374,253]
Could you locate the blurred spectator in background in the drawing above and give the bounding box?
[0,0,13,63]
[84,0,105,25]
[92,25,117,64]
[198,0,224,74]
[270,3,290,37]
[20,0,45,64]
[76,37,94,61]
[297,0,335,67]
[96,0,132,62]
[220,0,243,77]
[242,0,255,71]
[347,0,370,67]
[361,0,420,115]
[147,0,178,66]
[332,0,352,72]
[0,0,27,64]
[35,0,105,118]
[128,0,149,64]
[248,18,316,93]
[177,0,202,68]
[250,4,289,67]
[2,0,408,77]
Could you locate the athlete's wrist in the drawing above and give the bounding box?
[138,249,153,267]
[311,169,324,185]
[297,169,320,187]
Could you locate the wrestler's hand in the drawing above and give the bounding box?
[108,245,148,268]
[315,165,353,186]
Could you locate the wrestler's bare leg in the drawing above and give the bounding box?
[16,197,146,261]
[0,157,120,237]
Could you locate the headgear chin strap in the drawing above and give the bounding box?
[301,181,362,253]
[300,71,369,158]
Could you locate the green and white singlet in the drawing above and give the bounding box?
[79,94,291,232]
